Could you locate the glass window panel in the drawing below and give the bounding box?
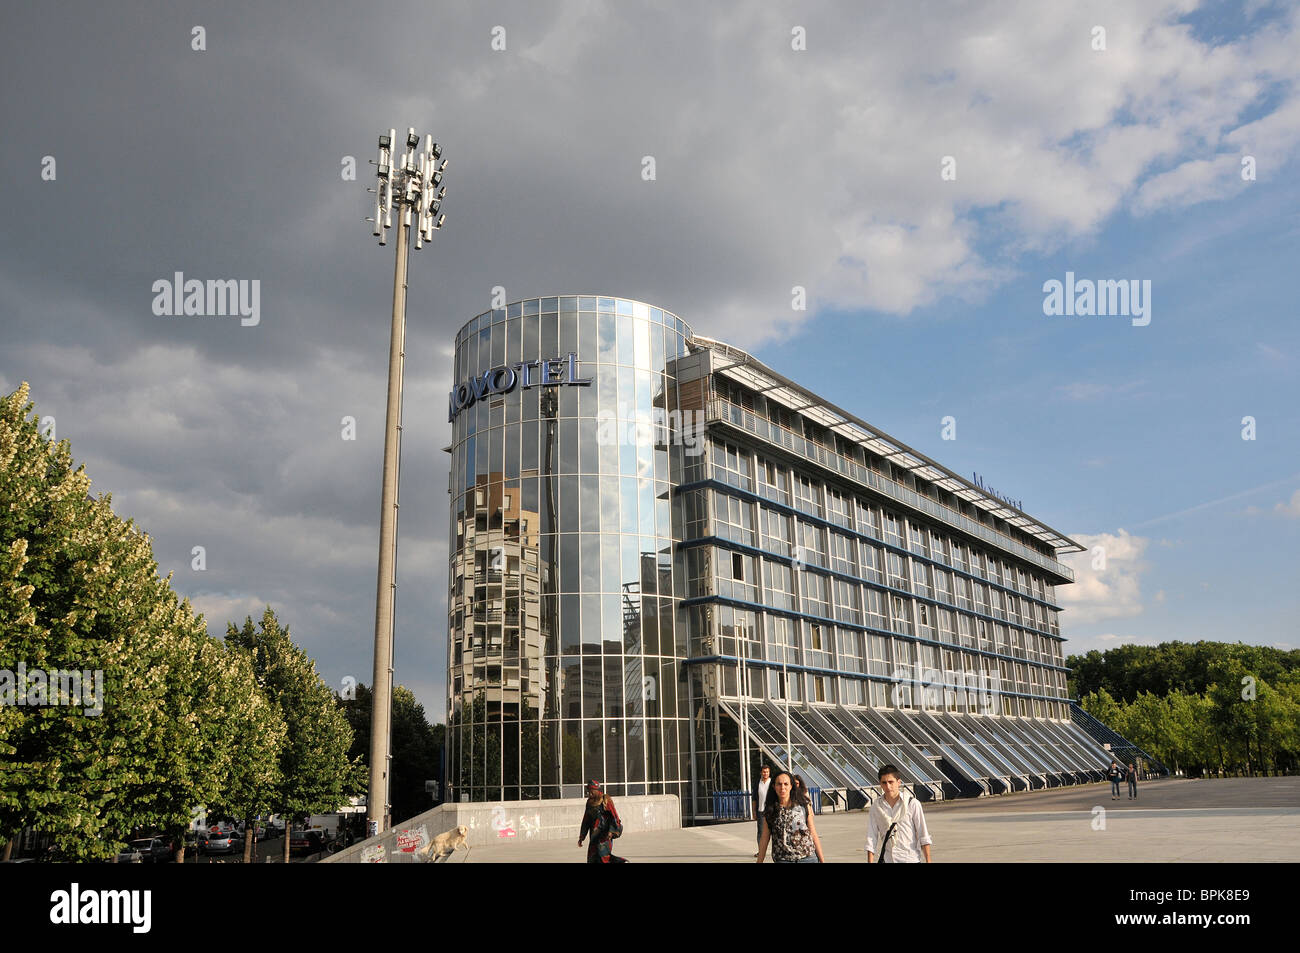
[641,596,659,655]
[560,593,580,653]
[639,478,655,536]
[620,477,639,533]
[601,534,620,589]
[582,594,601,652]
[583,657,603,717]
[560,658,582,718]
[578,311,597,363]
[560,314,577,359]
[606,721,625,785]
[584,721,605,781]
[597,313,616,362]
[634,316,651,369]
[540,311,558,358]
[607,594,628,647]
[600,476,620,531]
[604,658,624,717]
[523,313,539,359]
[562,721,582,782]
[580,532,600,589]
[617,314,635,365]
[491,322,505,365]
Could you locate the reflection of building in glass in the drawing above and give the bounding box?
[447,297,688,806]
[446,296,1125,819]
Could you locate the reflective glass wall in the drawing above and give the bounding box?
[446,296,693,803]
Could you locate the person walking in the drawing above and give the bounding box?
[577,780,627,864]
[866,765,932,863]
[1107,760,1122,800]
[1126,762,1138,800]
[752,764,772,857]
[756,771,825,864]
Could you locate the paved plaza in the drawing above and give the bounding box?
[438,777,1300,863]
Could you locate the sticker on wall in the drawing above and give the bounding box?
[361,844,387,863]
[491,805,517,838]
[395,825,429,853]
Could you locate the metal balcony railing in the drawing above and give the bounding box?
[705,399,1074,583]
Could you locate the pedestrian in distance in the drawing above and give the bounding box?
[1126,762,1138,800]
[577,779,627,864]
[756,771,825,864]
[752,764,772,857]
[1107,760,1122,800]
[791,774,811,809]
[866,765,932,863]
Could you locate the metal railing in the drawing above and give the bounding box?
[706,399,1075,582]
[712,790,752,820]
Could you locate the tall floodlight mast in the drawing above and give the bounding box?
[364,127,446,837]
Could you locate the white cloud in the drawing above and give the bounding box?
[1058,529,1150,624]
[1274,489,1300,517]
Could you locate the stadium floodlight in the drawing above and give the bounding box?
[363,125,448,838]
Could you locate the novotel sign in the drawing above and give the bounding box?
[448,352,592,421]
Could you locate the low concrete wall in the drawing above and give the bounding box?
[324,794,679,863]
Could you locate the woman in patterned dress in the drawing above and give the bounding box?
[756,771,825,863]
[578,779,627,863]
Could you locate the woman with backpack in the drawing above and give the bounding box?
[578,779,627,863]
[756,770,825,863]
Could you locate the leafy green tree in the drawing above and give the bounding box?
[0,383,242,860]
[207,641,286,862]
[1080,687,1126,736]
[1121,691,1168,765]
[340,682,444,824]
[227,608,364,861]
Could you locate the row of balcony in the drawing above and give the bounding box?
[705,399,1075,583]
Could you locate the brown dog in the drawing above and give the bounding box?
[418,825,470,863]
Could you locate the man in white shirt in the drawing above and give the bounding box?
[752,764,772,856]
[865,764,932,863]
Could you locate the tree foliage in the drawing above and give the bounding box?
[340,682,442,824]
[0,383,241,859]
[1,384,359,861]
[226,608,365,859]
[1075,640,1300,777]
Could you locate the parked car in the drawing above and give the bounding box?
[201,830,236,855]
[116,844,143,863]
[129,837,171,863]
[289,829,325,854]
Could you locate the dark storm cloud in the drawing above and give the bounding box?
[4,0,1299,714]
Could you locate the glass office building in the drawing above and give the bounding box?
[446,295,1123,819]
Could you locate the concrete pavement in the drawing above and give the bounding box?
[435,777,1300,863]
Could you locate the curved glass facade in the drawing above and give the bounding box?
[445,294,1119,819]
[446,296,693,803]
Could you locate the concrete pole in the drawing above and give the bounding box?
[367,208,410,836]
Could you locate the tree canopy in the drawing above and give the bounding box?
[1,383,362,860]
[1074,641,1300,777]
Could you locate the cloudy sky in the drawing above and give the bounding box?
[3,0,1297,718]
